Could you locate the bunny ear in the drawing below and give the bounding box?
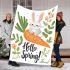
[32,12,35,22]
[38,12,44,22]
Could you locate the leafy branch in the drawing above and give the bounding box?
[11,33,23,46]
[42,20,55,41]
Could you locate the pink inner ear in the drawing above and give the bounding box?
[32,12,35,22]
[38,12,44,22]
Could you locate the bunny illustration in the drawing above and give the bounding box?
[29,12,44,35]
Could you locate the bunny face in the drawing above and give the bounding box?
[29,22,41,35]
[29,12,44,35]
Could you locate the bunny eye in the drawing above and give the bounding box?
[31,24,33,25]
[36,25,39,26]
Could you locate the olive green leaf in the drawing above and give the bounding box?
[18,12,24,29]
[42,32,48,38]
[11,34,15,40]
[52,8,55,12]
[11,34,23,46]
[17,47,20,51]
[43,21,47,26]
[12,51,20,54]
[44,28,52,34]
[41,51,47,57]
[18,36,23,46]
[52,21,55,26]
[48,25,54,29]
[15,33,19,43]
[12,52,16,54]
[47,37,52,43]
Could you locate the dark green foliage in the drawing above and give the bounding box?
[15,12,28,32]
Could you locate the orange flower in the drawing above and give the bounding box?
[11,43,17,49]
[45,16,48,20]
[48,12,54,18]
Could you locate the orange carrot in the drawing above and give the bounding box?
[24,30,50,48]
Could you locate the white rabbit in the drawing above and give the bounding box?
[29,12,44,35]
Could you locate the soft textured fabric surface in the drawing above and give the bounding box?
[9,5,58,65]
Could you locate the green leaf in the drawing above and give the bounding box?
[18,12,22,25]
[41,51,47,57]
[11,34,15,40]
[20,16,25,29]
[47,37,52,43]
[42,32,48,38]
[52,8,55,12]
[18,12,25,31]
[17,47,20,51]
[15,33,19,43]
[23,17,28,31]
[24,19,28,29]
[43,21,47,26]
[18,36,23,45]
[44,48,46,52]
[16,52,20,54]
[15,23,23,32]
[44,28,52,34]
[12,52,16,54]
[48,25,54,29]
[52,21,55,26]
